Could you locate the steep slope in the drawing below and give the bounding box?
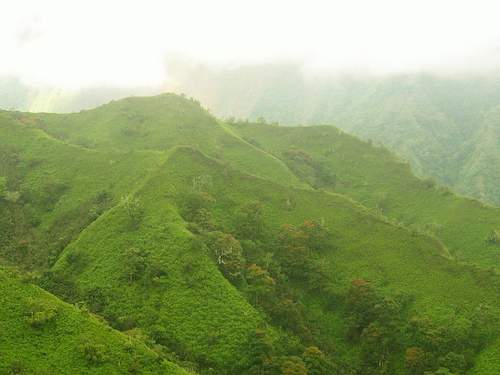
[1,93,499,374]
[36,94,304,189]
[169,64,500,205]
[162,147,499,313]
[0,268,189,374]
[0,94,303,269]
[0,109,165,269]
[47,145,500,373]
[230,122,500,268]
[48,159,263,371]
[152,147,500,373]
[457,108,500,203]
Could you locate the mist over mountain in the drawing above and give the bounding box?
[3,64,500,207]
[0,76,164,112]
[166,63,500,206]
[2,1,500,373]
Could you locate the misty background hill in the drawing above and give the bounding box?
[3,67,500,206]
[167,64,500,206]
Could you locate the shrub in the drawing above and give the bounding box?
[280,356,308,375]
[405,347,427,374]
[245,328,277,372]
[345,279,403,342]
[84,287,108,313]
[422,177,437,189]
[89,190,113,219]
[121,196,144,229]
[114,315,137,331]
[40,269,78,302]
[245,264,275,304]
[26,298,58,328]
[486,229,500,245]
[80,341,108,365]
[438,352,466,374]
[303,346,335,375]
[9,361,24,374]
[181,191,216,222]
[40,179,70,209]
[276,220,331,279]
[145,260,169,285]
[122,248,149,283]
[66,250,89,271]
[191,174,213,192]
[205,231,245,281]
[190,208,217,232]
[4,190,20,203]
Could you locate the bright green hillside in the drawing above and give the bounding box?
[36,94,304,189]
[0,93,499,374]
[230,122,500,268]
[157,147,500,372]
[49,157,263,370]
[0,268,188,375]
[0,109,165,269]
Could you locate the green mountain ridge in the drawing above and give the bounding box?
[168,65,500,206]
[1,93,499,374]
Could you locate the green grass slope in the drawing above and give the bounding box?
[154,147,500,373]
[49,154,262,371]
[169,65,500,206]
[470,339,500,374]
[35,94,304,189]
[162,147,499,314]
[1,93,499,374]
[0,110,165,269]
[230,122,500,268]
[0,268,189,375]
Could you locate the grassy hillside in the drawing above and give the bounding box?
[0,268,189,375]
[169,65,500,206]
[0,93,499,374]
[36,94,304,189]
[162,146,499,313]
[148,146,500,373]
[0,109,165,269]
[229,122,500,268]
[48,157,263,370]
[47,144,500,373]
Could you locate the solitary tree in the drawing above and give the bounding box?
[206,231,245,281]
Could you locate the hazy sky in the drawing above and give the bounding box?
[2,0,500,88]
